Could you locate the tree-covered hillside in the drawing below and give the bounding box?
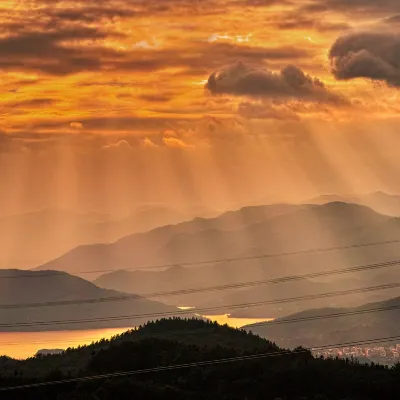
[0,318,399,399]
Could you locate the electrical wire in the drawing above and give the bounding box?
[0,282,399,328]
[1,302,400,346]
[2,259,400,310]
[1,334,399,391]
[2,237,400,279]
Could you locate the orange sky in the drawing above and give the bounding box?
[2,0,400,215]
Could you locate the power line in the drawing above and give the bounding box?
[127,259,400,300]
[2,259,400,310]
[1,282,399,328]
[1,334,399,391]
[1,302,400,346]
[4,237,400,279]
[245,303,400,327]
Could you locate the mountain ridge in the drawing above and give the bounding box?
[38,202,393,275]
[0,205,190,269]
[243,295,400,348]
[0,269,184,332]
[32,202,400,315]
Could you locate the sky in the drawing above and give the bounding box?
[2,0,400,215]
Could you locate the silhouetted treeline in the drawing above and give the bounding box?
[0,318,399,399]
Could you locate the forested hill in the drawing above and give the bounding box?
[0,318,399,400]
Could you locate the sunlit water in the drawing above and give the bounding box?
[0,328,133,360]
[203,314,273,329]
[0,313,273,359]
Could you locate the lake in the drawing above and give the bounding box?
[0,314,272,359]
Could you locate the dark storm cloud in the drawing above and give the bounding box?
[1,0,314,76]
[329,32,400,86]
[138,94,174,103]
[0,26,122,75]
[6,98,56,109]
[206,62,346,104]
[50,7,136,23]
[24,0,225,17]
[303,0,400,14]
[0,19,309,76]
[270,15,350,32]
[0,26,108,55]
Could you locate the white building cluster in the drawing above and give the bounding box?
[313,343,400,365]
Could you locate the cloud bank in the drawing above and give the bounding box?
[206,62,346,104]
[330,32,400,87]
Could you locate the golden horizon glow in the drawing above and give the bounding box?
[1,0,400,216]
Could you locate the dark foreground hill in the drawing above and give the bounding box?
[244,296,400,348]
[0,270,183,332]
[0,319,398,400]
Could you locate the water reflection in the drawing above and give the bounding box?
[0,314,272,359]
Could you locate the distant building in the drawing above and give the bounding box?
[35,349,64,357]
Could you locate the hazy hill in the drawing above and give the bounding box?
[37,203,309,274]
[225,269,400,319]
[0,209,109,269]
[206,275,398,319]
[0,270,184,332]
[0,319,398,400]
[0,205,189,269]
[96,262,399,318]
[309,191,400,217]
[308,194,353,204]
[36,202,400,313]
[49,202,393,274]
[358,191,400,217]
[94,205,188,243]
[244,296,400,348]
[96,265,400,317]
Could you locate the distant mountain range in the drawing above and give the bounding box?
[0,269,185,332]
[244,295,400,349]
[0,205,191,269]
[4,192,400,271]
[37,203,309,275]
[2,198,400,352]
[94,260,399,318]
[33,201,400,315]
[59,201,393,273]
[307,191,400,217]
